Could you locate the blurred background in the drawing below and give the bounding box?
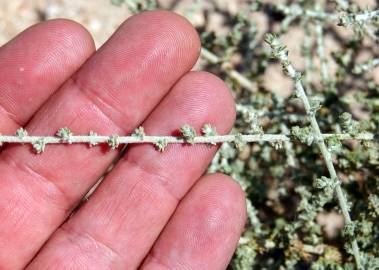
[0,0,251,47]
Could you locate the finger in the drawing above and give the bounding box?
[141,173,246,270]
[0,11,200,269]
[27,71,236,270]
[0,19,95,133]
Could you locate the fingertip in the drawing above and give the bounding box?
[36,18,96,56]
[187,71,237,130]
[131,10,200,53]
[161,71,236,134]
[5,18,95,54]
[116,10,201,70]
[142,173,247,270]
[197,173,247,233]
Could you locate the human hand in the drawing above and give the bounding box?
[0,11,246,269]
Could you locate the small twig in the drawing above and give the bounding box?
[353,58,379,74]
[280,123,297,167]
[200,48,257,92]
[301,19,315,92]
[277,4,379,25]
[315,9,330,85]
[0,132,373,145]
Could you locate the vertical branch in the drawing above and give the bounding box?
[200,48,257,92]
[315,22,329,84]
[265,33,362,269]
[353,58,379,74]
[301,19,315,92]
[280,123,297,167]
[315,6,330,86]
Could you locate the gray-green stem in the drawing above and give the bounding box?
[0,132,373,145]
[266,34,363,269]
[315,15,329,84]
[200,48,257,92]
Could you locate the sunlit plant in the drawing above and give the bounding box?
[2,0,379,269]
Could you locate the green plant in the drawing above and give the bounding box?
[2,0,379,269]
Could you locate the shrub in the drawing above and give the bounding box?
[4,0,379,269]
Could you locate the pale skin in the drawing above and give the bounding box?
[0,11,246,270]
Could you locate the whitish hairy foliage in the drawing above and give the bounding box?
[3,0,376,269]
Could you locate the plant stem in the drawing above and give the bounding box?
[301,19,314,92]
[266,34,363,269]
[315,15,330,85]
[277,4,379,24]
[0,132,373,145]
[353,58,379,74]
[280,123,297,167]
[200,48,257,92]
[353,10,379,24]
